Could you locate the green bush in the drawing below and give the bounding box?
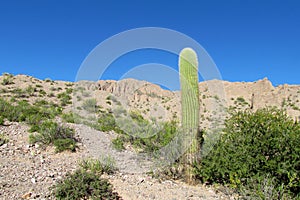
[53,138,76,153]
[61,112,81,123]
[29,121,77,152]
[1,76,14,85]
[12,88,26,98]
[57,92,72,106]
[113,119,178,153]
[79,157,117,175]
[112,137,125,151]
[0,98,75,153]
[0,133,9,146]
[82,98,97,113]
[52,169,121,200]
[25,85,36,96]
[195,108,300,198]
[132,120,178,153]
[0,98,58,125]
[0,116,3,125]
[97,113,117,132]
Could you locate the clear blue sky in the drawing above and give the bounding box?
[0,0,299,87]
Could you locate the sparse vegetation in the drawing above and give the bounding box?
[0,133,9,146]
[29,121,77,152]
[25,85,36,96]
[79,157,117,175]
[112,113,179,153]
[97,112,118,132]
[44,78,52,82]
[1,73,300,199]
[1,73,14,85]
[0,116,4,125]
[12,88,26,98]
[0,98,59,125]
[57,92,72,106]
[65,82,74,87]
[0,97,68,152]
[82,98,98,112]
[112,137,125,150]
[61,112,80,123]
[236,96,245,103]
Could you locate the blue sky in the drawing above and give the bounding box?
[0,0,299,88]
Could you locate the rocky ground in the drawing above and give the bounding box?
[0,122,234,200]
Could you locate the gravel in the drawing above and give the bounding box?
[0,122,233,200]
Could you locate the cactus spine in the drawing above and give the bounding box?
[179,47,200,183]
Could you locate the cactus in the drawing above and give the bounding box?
[179,47,200,183]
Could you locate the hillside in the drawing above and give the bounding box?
[1,74,299,124]
[0,73,299,199]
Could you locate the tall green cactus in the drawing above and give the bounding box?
[179,47,200,183]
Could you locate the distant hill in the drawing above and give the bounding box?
[0,74,299,130]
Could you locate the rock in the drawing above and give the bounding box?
[31,178,36,184]
[21,192,32,199]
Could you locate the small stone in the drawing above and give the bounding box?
[21,192,32,199]
[137,177,144,184]
[30,151,35,156]
[31,178,36,184]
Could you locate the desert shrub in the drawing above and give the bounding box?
[61,112,81,123]
[112,137,125,151]
[129,110,145,123]
[0,100,31,122]
[238,174,294,199]
[0,98,14,120]
[29,121,77,152]
[131,120,178,153]
[82,98,97,113]
[48,92,55,97]
[52,169,121,200]
[65,82,74,87]
[97,112,118,132]
[195,108,300,198]
[38,89,47,96]
[53,138,76,153]
[0,98,54,123]
[25,85,36,96]
[112,118,178,153]
[44,78,52,82]
[0,133,9,146]
[12,88,26,98]
[1,75,14,85]
[57,92,72,106]
[79,157,117,175]
[0,116,3,125]
[65,87,73,94]
[106,107,179,153]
